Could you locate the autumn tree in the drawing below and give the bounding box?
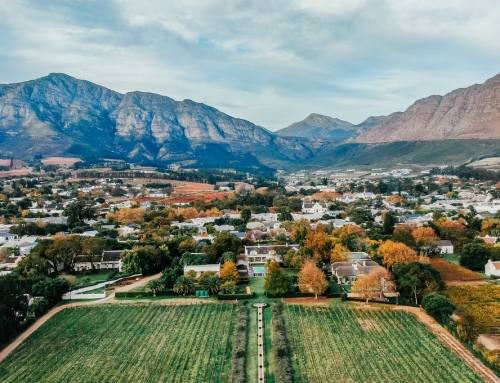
[304,230,332,263]
[289,219,311,245]
[298,260,328,299]
[378,240,418,269]
[330,243,349,263]
[283,247,312,269]
[331,224,366,251]
[351,269,388,304]
[106,207,145,224]
[392,225,416,248]
[220,261,239,283]
[412,226,439,254]
[264,261,294,296]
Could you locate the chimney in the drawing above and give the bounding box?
[353,264,358,271]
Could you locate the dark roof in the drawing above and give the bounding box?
[102,250,124,261]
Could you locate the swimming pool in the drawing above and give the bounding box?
[253,266,266,273]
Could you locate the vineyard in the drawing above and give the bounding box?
[447,284,500,330]
[0,304,235,383]
[429,258,485,282]
[284,305,484,383]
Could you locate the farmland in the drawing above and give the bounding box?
[0,304,235,383]
[284,305,483,383]
[429,257,485,283]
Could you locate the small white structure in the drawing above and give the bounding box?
[244,244,299,264]
[0,233,18,244]
[183,264,221,278]
[485,259,500,277]
[438,240,454,254]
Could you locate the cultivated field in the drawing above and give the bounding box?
[41,157,82,166]
[430,258,485,283]
[0,304,235,383]
[284,305,483,383]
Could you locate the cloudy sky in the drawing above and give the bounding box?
[1,1,500,130]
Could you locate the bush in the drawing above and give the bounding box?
[422,292,456,322]
[229,307,248,383]
[218,293,254,301]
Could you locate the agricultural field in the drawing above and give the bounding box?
[447,285,500,330]
[430,258,485,283]
[284,305,483,383]
[0,304,235,383]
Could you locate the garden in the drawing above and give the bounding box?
[0,304,236,383]
[284,305,483,383]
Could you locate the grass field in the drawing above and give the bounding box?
[0,304,235,383]
[284,305,483,383]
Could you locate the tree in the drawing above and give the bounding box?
[422,292,456,322]
[221,280,237,294]
[180,252,207,267]
[0,275,21,345]
[304,230,332,263]
[222,251,236,263]
[173,276,195,295]
[352,270,388,304]
[382,212,398,235]
[289,219,311,245]
[298,261,328,299]
[121,245,169,275]
[264,261,294,296]
[330,243,349,263]
[392,225,416,248]
[145,279,165,297]
[220,261,239,283]
[200,275,222,295]
[378,240,418,269]
[32,278,71,305]
[240,208,252,223]
[202,232,242,263]
[392,262,444,305]
[283,248,312,269]
[458,312,482,345]
[459,242,490,271]
[63,198,97,227]
[413,227,439,254]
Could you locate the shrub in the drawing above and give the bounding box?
[272,304,292,383]
[422,292,456,322]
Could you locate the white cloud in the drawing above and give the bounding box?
[0,0,500,129]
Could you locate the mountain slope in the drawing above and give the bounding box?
[276,113,356,139]
[355,74,500,143]
[0,74,319,170]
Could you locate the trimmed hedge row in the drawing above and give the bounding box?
[229,307,249,383]
[218,293,255,301]
[272,304,292,383]
[267,291,315,298]
[115,290,177,298]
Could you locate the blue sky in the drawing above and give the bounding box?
[1,0,500,130]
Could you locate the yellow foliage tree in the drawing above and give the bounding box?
[220,261,239,283]
[304,230,332,262]
[330,243,349,263]
[378,240,418,269]
[107,208,145,224]
[385,195,407,204]
[298,260,328,299]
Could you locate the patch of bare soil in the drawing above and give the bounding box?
[357,318,380,331]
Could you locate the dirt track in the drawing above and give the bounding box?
[393,306,500,383]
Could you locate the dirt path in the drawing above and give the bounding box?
[392,306,500,383]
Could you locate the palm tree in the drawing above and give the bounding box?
[173,276,195,296]
[145,279,165,297]
[201,276,222,295]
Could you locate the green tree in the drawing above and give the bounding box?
[145,279,165,297]
[459,242,490,271]
[264,261,294,296]
[240,208,252,223]
[63,198,97,228]
[422,292,456,322]
[0,275,22,345]
[179,252,207,267]
[392,262,444,305]
[173,276,195,295]
[383,212,398,235]
[32,278,71,305]
[200,276,222,295]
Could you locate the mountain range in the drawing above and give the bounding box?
[1,72,500,170]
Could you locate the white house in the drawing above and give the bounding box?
[302,202,327,214]
[438,240,454,254]
[0,233,18,244]
[244,244,299,264]
[485,260,500,277]
[183,264,221,278]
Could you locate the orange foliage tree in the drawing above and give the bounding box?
[412,227,439,253]
[330,243,349,263]
[298,260,328,299]
[220,261,239,283]
[378,240,418,269]
[352,269,389,304]
[304,230,332,262]
[385,195,407,204]
[107,208,145,224]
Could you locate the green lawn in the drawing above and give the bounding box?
[75,270,115,284]
[0,304,236,383]
[442,253,460,265]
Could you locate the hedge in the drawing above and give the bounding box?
[267,291,315,298]
[115,290,177,298]
[218,293,255,301]
[229,307,249,383]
